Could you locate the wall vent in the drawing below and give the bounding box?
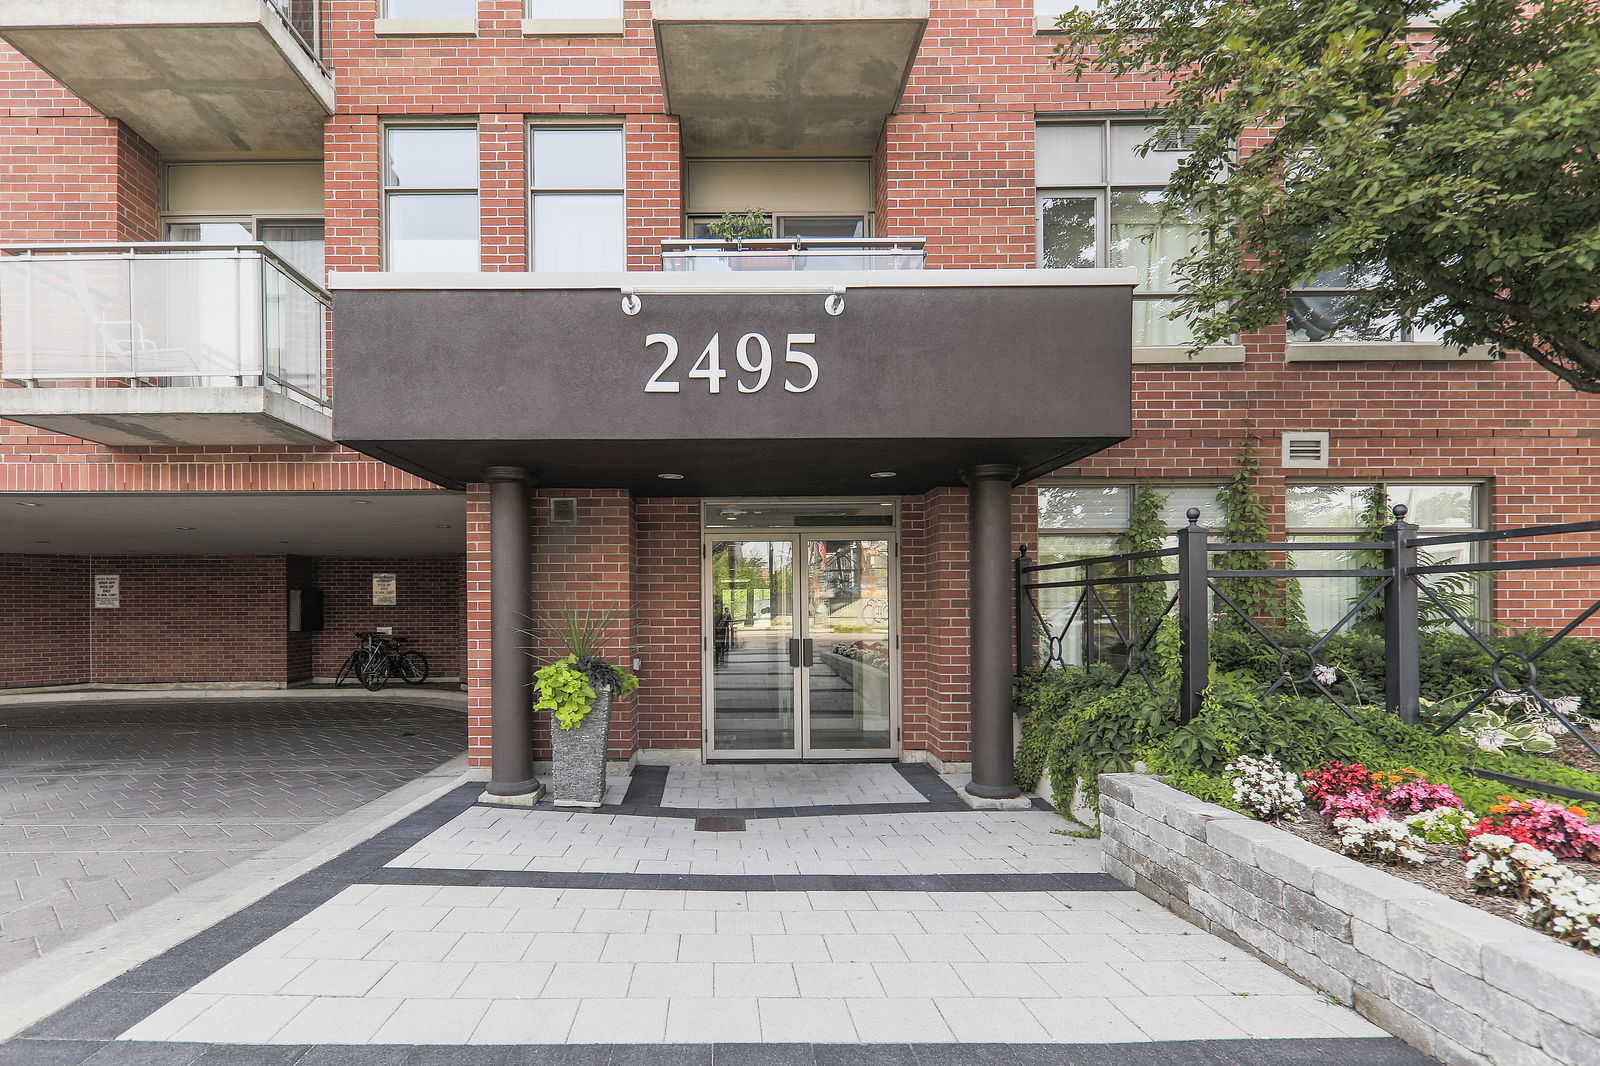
[549,498,579,525]
[1282,431,1330,469]
[1152,125,1205,151]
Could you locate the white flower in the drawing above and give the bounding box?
[1224,754,1304,822]
[1311,664,1339,686]
[1494,691,1523,707]
[1333,815,1430,866]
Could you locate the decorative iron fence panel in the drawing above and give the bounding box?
[1017,507,1600,758]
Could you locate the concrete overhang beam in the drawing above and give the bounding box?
[651,0,928,156]
[0,386,333,447]
[0,0,333,155]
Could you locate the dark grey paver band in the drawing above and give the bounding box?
[0,1037,1441,1065]
[365,866,1132,893]
[483,763,1052,821]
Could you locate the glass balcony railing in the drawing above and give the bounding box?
[0,244,329,406]
[269,0,322,61]
[660,238,927,272]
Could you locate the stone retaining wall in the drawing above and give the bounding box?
[1098,773,1600,1066]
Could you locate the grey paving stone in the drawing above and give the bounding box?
[79,1043,209,1065]
[0,1040,107,1066]
[192,1047,313,1066]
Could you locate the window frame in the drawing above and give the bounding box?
[527,121,627,272]
[1286,270,1446,345]
[1285,478,1491,631]
[381,121,480,273]
[381,0,477,18]
[1036,117,1208,347]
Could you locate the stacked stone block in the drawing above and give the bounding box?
[1098,773,1600,1066]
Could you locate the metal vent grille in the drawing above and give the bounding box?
[1282,432,1330,469]
[549,498,579,525]
[1152,125,1205,151]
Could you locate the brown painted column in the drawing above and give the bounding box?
[483,465,544,800]
[963,463,1023,800]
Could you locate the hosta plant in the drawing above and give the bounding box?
[1333,816,1430,867]
[1224,754,1304,821]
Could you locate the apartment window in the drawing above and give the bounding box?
[384,0,475,16]
[384,125,479,272]
[1287,264,1448,344]
[1287,482,1486,632]
[686,214,867,240]
[528,0,623,16]
[1037,120,1206,346]
[167,219,325,280]
[1037,482,1223,663]
[529,126,625,271]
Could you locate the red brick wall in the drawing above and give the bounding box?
[0,555,90,688]
[632,497,701,752]
[79,556,287,684]
[309,556,466,679]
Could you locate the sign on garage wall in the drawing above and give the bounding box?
[372,572,397,606]
[93,574,120,609]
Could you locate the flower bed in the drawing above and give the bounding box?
[1099,773,1600,1066]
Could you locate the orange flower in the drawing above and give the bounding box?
[1568,806,1589,817]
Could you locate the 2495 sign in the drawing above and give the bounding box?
[644,332,818,395]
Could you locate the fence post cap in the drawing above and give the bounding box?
[1016,543,1031,557]
[1186,507,1202,525]
[1392,503,1409,520]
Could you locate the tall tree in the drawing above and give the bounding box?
[1053,1,1600,390]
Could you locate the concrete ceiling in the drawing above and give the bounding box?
[0,492,466,557]
[0,0,333,154]
[654,4,928,156]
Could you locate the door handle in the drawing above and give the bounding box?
[801,638,815,667]
[788,638,800,669]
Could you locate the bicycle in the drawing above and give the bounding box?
[334,631,430,691]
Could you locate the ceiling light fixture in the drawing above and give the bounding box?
[175,526,195,531]
[350,499,372,505]
[435,524,453,529]
[15,501,42,507]
[869,471,897,479]
[657,473,685,480]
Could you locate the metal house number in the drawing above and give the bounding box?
[644,332,818,395]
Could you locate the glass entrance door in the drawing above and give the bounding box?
[707,535,897,758]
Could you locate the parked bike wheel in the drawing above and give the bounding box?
[334,651,359,687]
[357,647,390,691]
[396,649,430,684]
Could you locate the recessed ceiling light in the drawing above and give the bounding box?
[880,502,893,507]
[350,499,372,505]
[15,501,42,507]
[33,540,49,544]
[657,473,685,480]
[175,526,195,531]
[435,524,453,529]
[869,471,897,479]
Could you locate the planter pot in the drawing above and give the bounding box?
[549,683,611,808]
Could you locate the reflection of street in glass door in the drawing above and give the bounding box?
[709,536,894,757]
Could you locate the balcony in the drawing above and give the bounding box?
[661,238,926,272]
[651,0,928,155]
[0,1,333,155]
[0,244,331,447]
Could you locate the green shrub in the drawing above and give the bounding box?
[1015,657,1600,826]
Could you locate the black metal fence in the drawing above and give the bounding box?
[1016,506,1600,761]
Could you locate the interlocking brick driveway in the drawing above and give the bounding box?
[0,698,465,972]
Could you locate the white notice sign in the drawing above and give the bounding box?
[94,574,120,609]
[372,572,397,606]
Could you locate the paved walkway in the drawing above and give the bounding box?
[3,763,1438,1064]
[0,697,466,972]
